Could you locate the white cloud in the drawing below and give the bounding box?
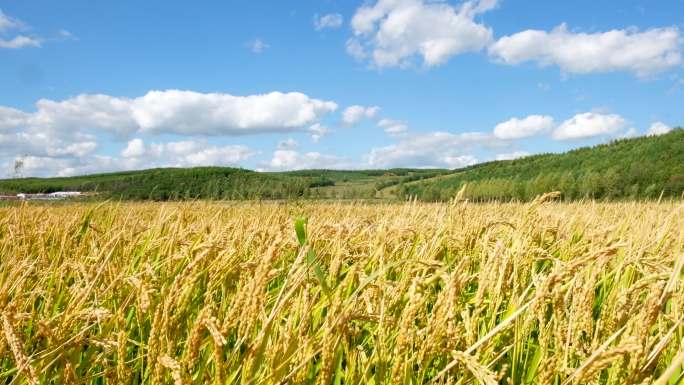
[0,106,29,130]
[493,115,554,139]
[0,35,40,49]
[0,10,73,48]
[57,29,78,41]
[0,130,97,158]
[647,121,672,136]
[49,141,97,157]
[262,149,350,171]
[248,38,268,53]
[489,24,683,76]
[367,131,496,168]
[309,123,330,142]
[6,156,83,178]
[552,112,627,140]
[2,153,153,178]
[277,138,298,150]
[442,155,478,168]
[342,105,380,125]
[33,138,256,178]
[132,90,337,135]
[348,0,495,68]
[618,127,638,139]
[346,38,367,60]
[136,139,255,167]
[0,10,40,49]
[121,138,145,157]
[314,13,344,30]
[0,10,20,31]
[0,90,339,176]
[495,151,530,161]
[61,157,139,177]
[0,90,338,138]
[182,146,254,166]
[33,94,140,136]
[377,118,408,136]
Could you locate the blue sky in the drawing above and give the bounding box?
[1,0,683,176]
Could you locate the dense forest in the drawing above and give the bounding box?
[0,168,310,200]
[402,128,684,201]
[0,166,449,200]
[0,129,681,201]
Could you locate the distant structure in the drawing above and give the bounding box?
[0,192,85,201]
[46,192,82,198]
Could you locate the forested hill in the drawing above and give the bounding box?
[0,167,312,200]
[402,128,684,201]
[0,129,681,201]
[0,167,450,200]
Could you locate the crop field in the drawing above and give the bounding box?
[1,197,684,384]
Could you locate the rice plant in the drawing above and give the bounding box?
[0,197,683,384]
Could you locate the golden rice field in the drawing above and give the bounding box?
[1,197,684,384]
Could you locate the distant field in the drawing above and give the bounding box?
[1,199,684,384]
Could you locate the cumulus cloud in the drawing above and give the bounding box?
[6,152,163,178]
[0,9,40,49]
[5,137,258,177]
[647,121,672,136]
[0,106,29,129]
[33,94,140,136]
[348,0,496,68]
[4,156,92,178]
[377,118,408,136]
[367,131,497,168]
[0,130,97,158]
[314,13,344,30]
[552,112,627,140]
[121,138,145,157]
[136,139,254,166]
[342,105,380,125]
[495,150,530,160]
[493,115,554,139]
[0,90,339,176]
[0,90,338,137]
[118,138,256,169]
[10,154,138,178]
[163,144,254,167]
[122,139,255,168]
[489,24,683,76]
[261,150,350,171]
[133,90,337,135]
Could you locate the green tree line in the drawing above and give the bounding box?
[0,167,311,200]
[404,128,684,201]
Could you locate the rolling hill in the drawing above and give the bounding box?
[402,128,684,201]
[0,166,451,200]
[0,128,681,201]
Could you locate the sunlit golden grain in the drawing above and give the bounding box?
[0,199,683,384]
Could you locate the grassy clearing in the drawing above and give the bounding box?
[1,198,683,384]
